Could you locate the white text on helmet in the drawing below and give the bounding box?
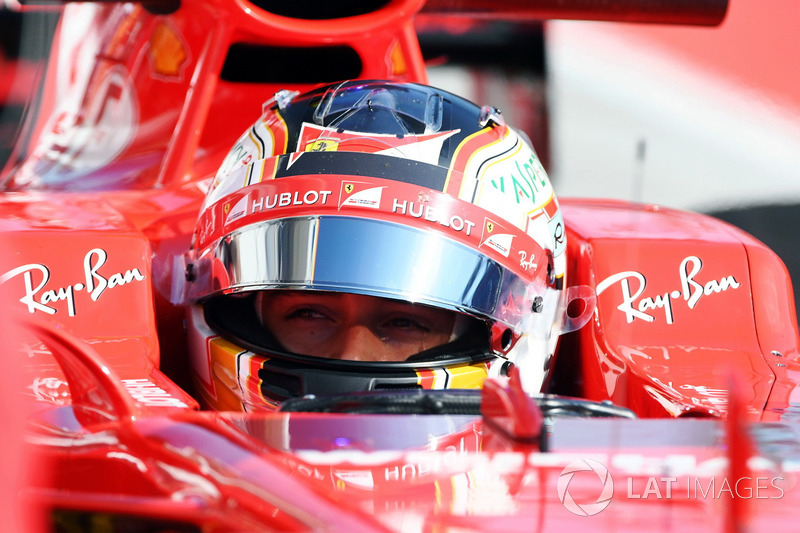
[251,190,334,213]
[392,199,476,236]
[489,153,549,208]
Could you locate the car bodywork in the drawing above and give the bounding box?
[3,0,800,531]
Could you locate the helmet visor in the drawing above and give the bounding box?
[186,216,543,333]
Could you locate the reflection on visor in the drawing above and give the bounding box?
[188,216,540,331]
[313,81,444,135]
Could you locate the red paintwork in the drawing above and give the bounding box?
[4,0,800,531]
[556,198,799,419]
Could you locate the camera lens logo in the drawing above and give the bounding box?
[557,459,614,516]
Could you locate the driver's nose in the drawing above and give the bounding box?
[336,324,389,362]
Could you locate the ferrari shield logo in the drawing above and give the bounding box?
[481,217,514,257]
[339,181,384,209]
[306,139,339,152]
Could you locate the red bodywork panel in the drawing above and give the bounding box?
[556,199,800,420]
[4,0,800,531]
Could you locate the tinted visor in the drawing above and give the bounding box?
[188,216,538,332]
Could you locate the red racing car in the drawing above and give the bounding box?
[2,0,799,531]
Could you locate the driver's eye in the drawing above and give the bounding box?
[385,317,428,331]
[287,308,328,320]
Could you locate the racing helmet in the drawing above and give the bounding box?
[180,80,593,411]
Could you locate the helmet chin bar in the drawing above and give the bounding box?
[200,292,495,405]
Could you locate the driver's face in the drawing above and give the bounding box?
[259,291,455,362]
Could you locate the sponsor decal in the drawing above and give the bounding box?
[211,185,336,235]
[196,209,217,249]
[391,198,476,236]
[518,249,538,272]
[224,194,249,225]
[250,189,334,213]
[596,255,741,324]
[339,181,384,209]
[122,378,189,407]
[487,151,551,210]
[678,383,728,406]
[27,376,184,410]
[305,138,339,152]
[198,177,545,283]
[19,342,52,360]
[29,377,70,404]
[0,248,146,317]
[333,469,375,490]
[480,217,514,257]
